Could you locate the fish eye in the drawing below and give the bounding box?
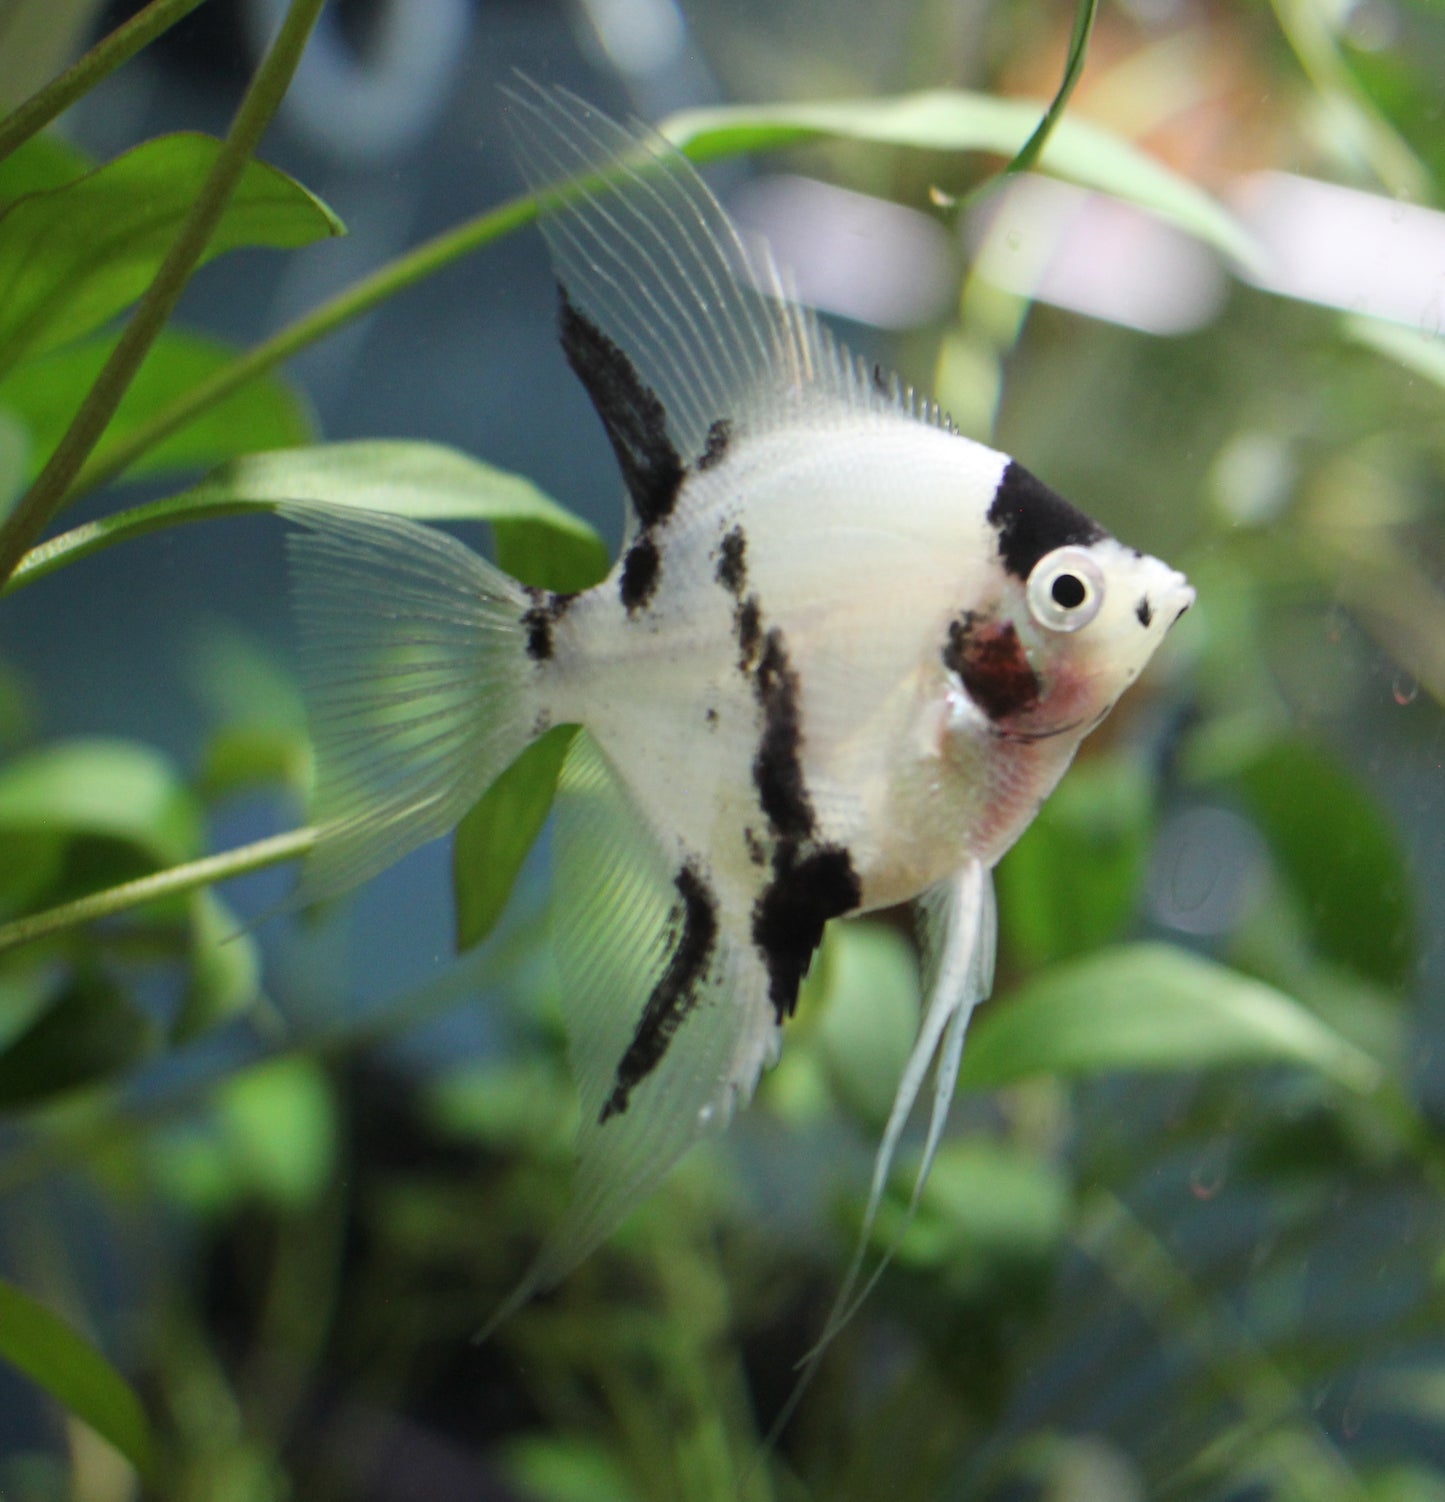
[1026,547,1106,633]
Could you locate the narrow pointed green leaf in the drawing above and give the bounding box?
[453,724,578,952]
[0,131,344,371]
[663,91,1262,273]
[0,1276,153,1475]
[7,440,609,596]
[959,943,1383,1094]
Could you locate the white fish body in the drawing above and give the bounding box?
[282,82,1194,1352]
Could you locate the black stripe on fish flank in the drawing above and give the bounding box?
[753,843,861,1022]
[522,587,575,662]
[735,593,762,673]
[557,284,684,527]
[698,418,732,470]
[716,524,747,596]
[600,863,719,1123]
[752,628,813,843]
[619,533,661,614]
[987,461,1107,580]
[1136,596,1154,627]
[944,613,1040,721]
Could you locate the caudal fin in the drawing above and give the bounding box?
[281,501,540,905]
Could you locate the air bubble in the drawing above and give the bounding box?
[1391,670,1419,706]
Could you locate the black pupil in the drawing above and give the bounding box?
[1051,572,1087,609]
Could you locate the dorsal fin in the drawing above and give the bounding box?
[503,79,872,521]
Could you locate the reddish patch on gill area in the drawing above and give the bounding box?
[943,614,1040,723]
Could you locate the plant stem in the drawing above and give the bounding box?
[0,828,315,956]
[1005,0,1099,179]
[67,194,538,502]
[0,0,212,166]
[0,0,327,587]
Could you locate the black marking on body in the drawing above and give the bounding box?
[752,628,812,843]
[743,827,766,868]
[1136,596,1154,628]
[522,588,574,662]
[558,284,684,527]
[600,863,719,1122]
[987,461,1107,580]
[619,533,661,614]
[735,594,762,673]
[698,418,732,470]
[944,613,1040,722]
[705,706,719,729]
[716,525,747,596]
[752,844,861,1022]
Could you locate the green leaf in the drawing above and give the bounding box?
[0,326,315,484]
[0,132,92,205]
[0,403,27,521]
[1347,314,1445,389]
[0,1275,153,1476]
[453,724,578,952]
[663,90,1263,273]
[997,757,1154,967]
[0,738,200,867]
[808,920,920,1124]
[216,1056,336,1209]
[0,131,344,373]
[959,943,1383,1095]
[7,440,610,596]
[1233,740,1414,990]
[0,971,155,1109]
[174,890,262,1042]
[874,1140,1068,1284]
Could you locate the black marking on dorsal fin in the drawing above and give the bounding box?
[600,863,719,1122]
[558,283,684,527]
[753,844,860,1022]
[986,461,1107,580]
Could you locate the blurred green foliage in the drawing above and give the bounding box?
[0,0,1443,1499]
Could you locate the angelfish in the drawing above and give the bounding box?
[281,83,1194,1350]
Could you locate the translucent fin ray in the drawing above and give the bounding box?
[282,501,537,905]
[502,79,846,472]
[766,861,996,1444]
[480,732,778,1336]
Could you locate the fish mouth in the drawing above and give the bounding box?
[990,716,1086,744]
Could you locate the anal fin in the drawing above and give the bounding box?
[480,731,778,1334]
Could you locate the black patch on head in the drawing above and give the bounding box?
[735,594,762,673]
[753,844,861,1022]
[558,284,684,527]
[752,629,812,844]
[619,533,661,614]
[944,614,1040,722]
[698,418,732,470]
[1136,596,1154,628]
[521,588,574,662]
[600,863,718,1122]
[716,525,747,596]
[987,461,1107,580]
